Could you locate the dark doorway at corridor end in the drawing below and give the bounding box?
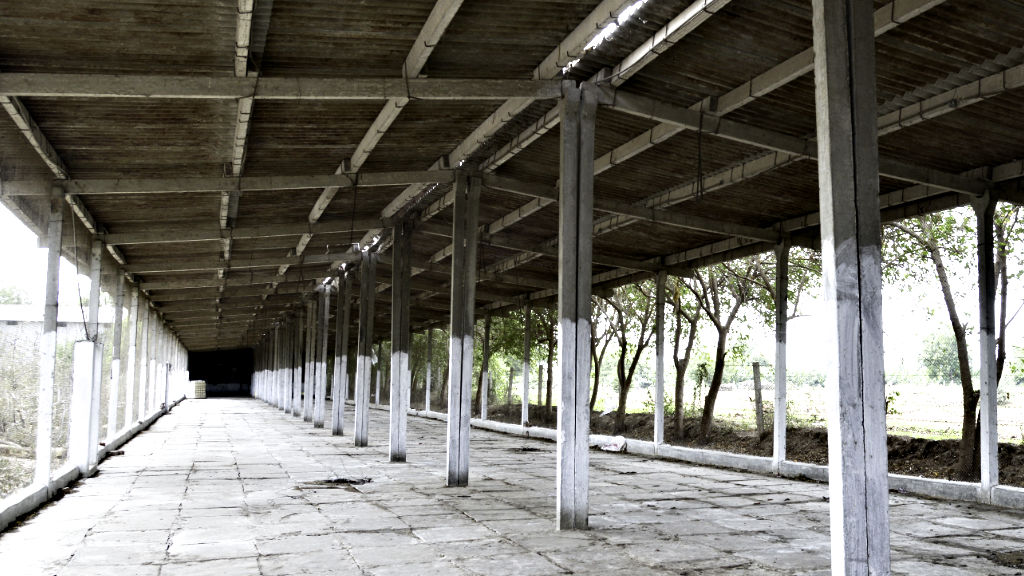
[188,349,254,397]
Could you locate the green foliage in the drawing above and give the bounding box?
[885,390,901,416]
[0,286,30,305]
[1010,351,1024,386]
[920,333,962,385]
[883,209,975,287]
[0,457,33,499]
[641,389,674,417]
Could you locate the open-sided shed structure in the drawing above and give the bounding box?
[3,0,1024,572]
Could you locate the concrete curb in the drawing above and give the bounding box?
[403,406,1024,510]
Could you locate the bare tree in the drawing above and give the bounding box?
[667,276,699,438]
[590,296,615,411]
[607,282,656,434]
[687,257,766,442]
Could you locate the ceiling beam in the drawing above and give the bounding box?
[601,87,988,196]
[420,0,943,291]
[406,0,737,291]
[341,0,650,273]
[17,169,458,196]
[104,218,384,245]
[0,95,67,178]
[0,74,563,101]
[590,46,1024,239]
[482,173,778,242]
[126,251,361,274]
[293,0,466,278]
[483,0,733,173]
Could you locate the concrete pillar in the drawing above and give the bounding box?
[69,340,95,475]
[654,270,666,446]
[354,251,377,447]
[975,192,999,495]
[521,304,531,426]
[303,297,315,422]
[86,239,104,472]
[314,286,331,428]
[480,315,491,421]
[34,189,62,485]
[292,313,303,417]
[374,341,382,405]
[773,241,790,472]
[332,273,352,435]
[425,328,433,412]
[556,81,596,530]
[137,303,149,420]
[390,220,413,461]
[282,317,292,413]
[812,0,890,571]
[123,287,138,430]
[446,172,480,487]
[107,273,125,442]
[277,324,286,409]
[272,325,280,407]
[147,308,157,414]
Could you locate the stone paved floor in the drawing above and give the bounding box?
[3,399,1024,575]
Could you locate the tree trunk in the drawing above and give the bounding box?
[699,326,729,442]
[439,360,449,409]
[927,240,979,480]
[996,221,1009,384]
[613,337,646,434]
[590,328,611,411]
[673,310,698,439]
[545,330,554,410]
[614,339,629,433]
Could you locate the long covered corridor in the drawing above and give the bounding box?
[1,399,1023,575]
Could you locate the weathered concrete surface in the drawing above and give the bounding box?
[2,398,1024,575]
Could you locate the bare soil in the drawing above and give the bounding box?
[486,403,1024,487]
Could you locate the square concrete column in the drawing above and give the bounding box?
[137,304,149,420]
[354,251,377,447]
[390,220,413,461]
[332,273,352,435]
[277,324,286,409]
[974,193,999,495]
[277,324,288,410]
[654,270,666,446]
[292,313,303,417]
[812,0,890,571]
[425,328,433,412]
[34,189,63,485]
[556,81,597,530]
[314,286,331,428]
[521,304,531,426]
[147,309,157,414]
[446,172,480,487]
[86,239,104,472]
[303,297,316,422]
[123,287,138,431]
[773,241,789,472]
[374,341,383,405]
[106,273,124,442]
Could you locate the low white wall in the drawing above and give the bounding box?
[0,396,185,532]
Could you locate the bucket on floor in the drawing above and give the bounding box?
[191,380,207,399]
